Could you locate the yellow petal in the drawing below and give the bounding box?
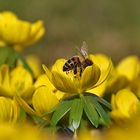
[111,94,116,110]
[27,20,45,45]
[106,73,129,93]
[11,98,20,123]
[116,56,140,81]
[13,20,31,43]
[34,74,54,89]
[51,58,66,77]
[87,81,107,96]
[10,66,34,99]
[0,97,19,123]
[0,19,31,44]
[34,74,65,100]
[42,64,52,81]
[80,65,101,92]
[55,90,65,100]
[0,11,17,20]
[89,54,111,71]
[15,95,36,115]
[32,86,59,115]
[111,88,139,119]
[0,65,13,97]
[51,71,79,93]
[89,54,112,88]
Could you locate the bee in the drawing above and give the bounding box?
[63,41,93,76]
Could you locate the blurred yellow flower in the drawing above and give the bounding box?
[15,74,64,117]
[106,56,140,93]
[105,117,140,140]
[43,54,111,95]
[0,123,52,140]
[111,88,140,121]
[0,65,34,100]
[116,56,140,81]
[0,97,19,123]
[0,11,45,51]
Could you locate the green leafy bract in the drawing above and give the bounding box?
[81,95,99,128]
[91,94,112,111]
[85,94,111,126]
[50,93,111,130]
[0,47,34,76]
[0,47,17,68]
[69,98,84,130]
[51,100,72,126]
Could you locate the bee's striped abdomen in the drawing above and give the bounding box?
[63,56,80,72]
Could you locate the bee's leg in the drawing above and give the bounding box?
[79,67,83,77]
[73,66,77,75]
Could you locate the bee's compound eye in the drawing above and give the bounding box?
[89,60,93,65]
[85,59,93,66]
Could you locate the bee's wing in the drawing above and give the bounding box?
[81,41,89,58]
[76,41,89,61]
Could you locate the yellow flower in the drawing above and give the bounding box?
[32,86,59,116]
[43,54,112,95]
[0,65,34,100]
[0,97,19,123]
[10,66,34,99]
[106,56,140,93]
[111,88,140,121]
[15,74,63,117]
[0,11,45,51]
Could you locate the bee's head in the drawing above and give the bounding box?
[82,59,93,69]
[85,59,93,66]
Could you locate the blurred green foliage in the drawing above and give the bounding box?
[0,0,140,64]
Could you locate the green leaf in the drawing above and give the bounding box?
[0,47,17,68]
[0,47,34,77]
[17,108,27,122]
[69,98,84,130]
[42,105,58,117]
[81,95,99,128]
[32,115,49,127]
[84,93,112,111]
[96,97,112,111]
[51,100,72,126]
[91,98,110,125]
